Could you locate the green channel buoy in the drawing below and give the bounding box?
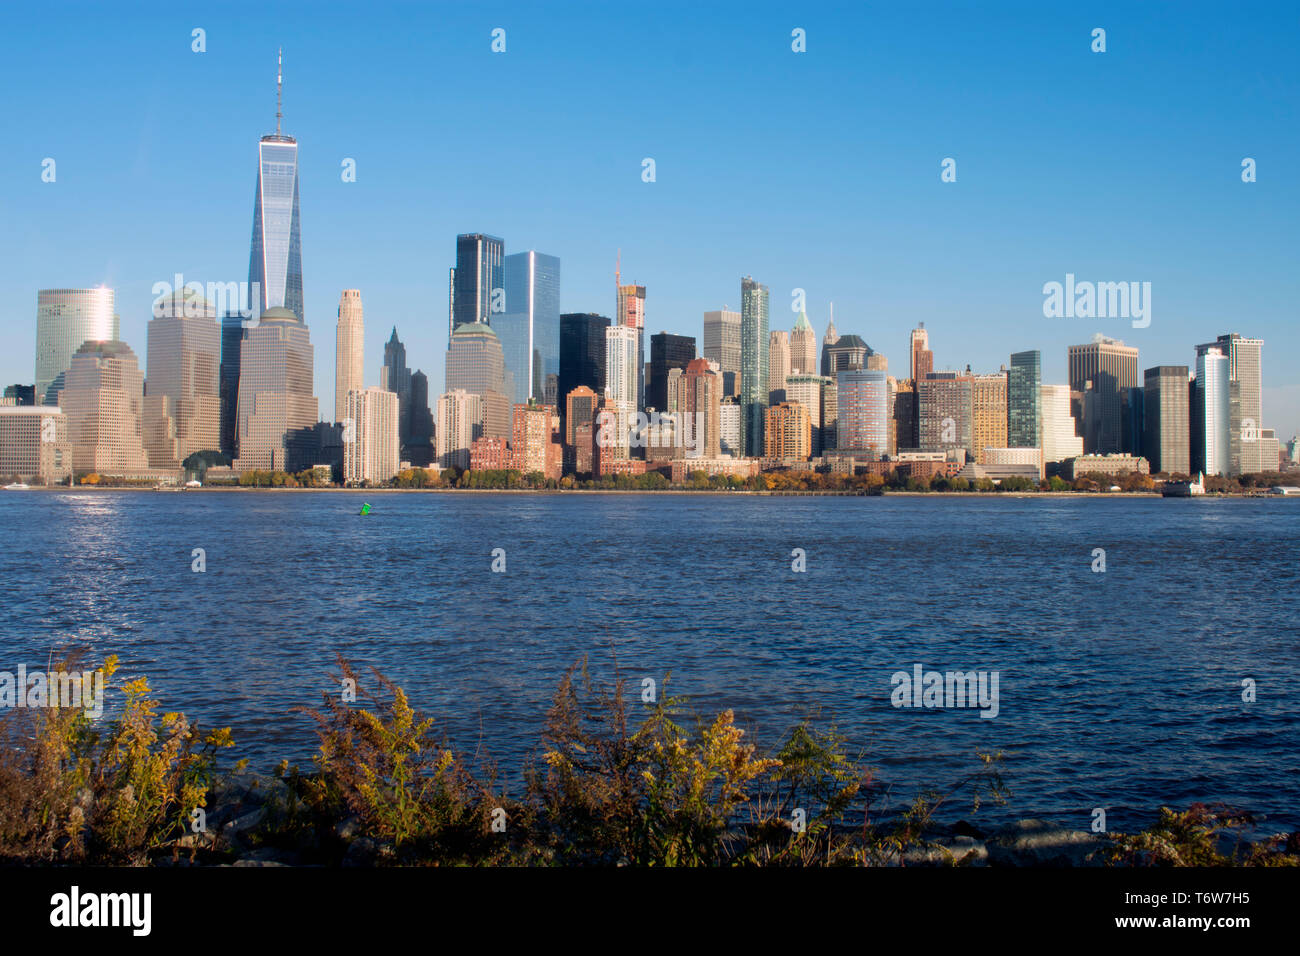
[359,502,371,515]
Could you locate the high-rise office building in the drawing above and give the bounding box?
[768,329,791,404]
[1143,365,1190,475]
[61,340,150,476]
[558,313,610,422]
[233,307,318,472]
[910,323,933,383]
[1067,335,1139,454]
[445,322,512,440]
[785,374,830,456]
[219,312,245,457]
[35,288,118,403]
[499,251,560,405]
[740,276,769,457]
[451,234,504,335]
[1196,333,1264,475]
[604,325,639,460]
[1007,350,1042,449]
[790,310,817,376]
[143,289,221,469]
[334,290,364,424]
[918,372,974,458]
[703,308,742,397]
[764,401,811,461]
[1193,347,1231,476]
[1041,384,1083,467]
[343,386,400,484]
[972,372,1009,464]
[248,50,304,322]
[648,332,695,413]
[435,389,484,470]
[836,368,889,455]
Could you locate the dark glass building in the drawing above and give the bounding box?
[647,332,696,413]
[1007,350,1042,448]
[219,312,245,457]
[559,313,611,416]
[740,276,769,457]
[451,234,504,337]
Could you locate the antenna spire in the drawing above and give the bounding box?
[276,47,283,135]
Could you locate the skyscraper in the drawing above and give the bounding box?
[1193,347,1231,476]
[1067,335,1139,454]
[790,310,817,376]
[234,307,318,472]
[407,370,434,466]
[740,276,769,457]
[1040,384,1083,467]
[435,389,484,470]
[35,288,118,403]
[499,251,560,405]
[445,321,512,440]
[1196,333,1264,475]
[334,290,364,424]
[381,328,411,445]
[604,324,640,460]
[1007,350,1042,449]
[451,234,504,335]
[219,312,244,458]
[918,372,974,458]
[558,313,610,418]
[248,49,304,322]
[143,289,221,469]
[819,310,839,378]
[836,368,889,455]
[909,323,933,383]
[972,372,1009,463]
[1143,365,1190,475]
[767,329,791,404]
[665,357,722,460]
[764,402,812,461]
[785,373,830,455]
[702,308,742,397]
[824,335,870,375]
[648,332,695,413]
[616,278,646,410]
[61,340,150,476]
[343,386,400,485]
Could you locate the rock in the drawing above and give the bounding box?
[342,836,379,868]
[987,819,1103,867]
[334,817,360,842]
[900,835,988,867]
[233,846,299,866]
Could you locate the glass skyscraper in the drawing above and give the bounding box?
[1007,350,1042,448]
[451,234,504,336]
[35,287,118,403]
[499,251,560,405]
[248,53,303,322]
[740,276,769,457]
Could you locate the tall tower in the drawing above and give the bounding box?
[768,329,790,403]
[452,234,504,335]
[740,276,769,457]
[499,251,561,405]
[334,290,364,424]
[909,323,933,383]
[616,257,646,411]
[790,310,817,376]
[819,306,839,377]
[248,49,304,322]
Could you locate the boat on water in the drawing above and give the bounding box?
[1162,472,1206,497]
[3,482,32,490]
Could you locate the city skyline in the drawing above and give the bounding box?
[2,2,1295,440]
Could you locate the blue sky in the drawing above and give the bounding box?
[2,0,1297,438]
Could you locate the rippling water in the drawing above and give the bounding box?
[2,490,1296,832]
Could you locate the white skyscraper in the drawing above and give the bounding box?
[343,385,399,484]
[1197,347,1231,477]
